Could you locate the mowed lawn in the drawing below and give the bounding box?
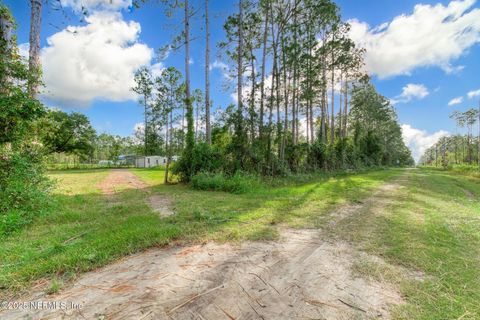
[0,167,479,320]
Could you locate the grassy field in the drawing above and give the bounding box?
[1,167,479,320]
[337,168,480,319]
[0,167,400,296]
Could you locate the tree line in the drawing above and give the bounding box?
[134,0,413,181]
[420,108,480,168]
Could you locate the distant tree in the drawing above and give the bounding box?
[132,67,153,156]
[154,66,183,183]
[0,5,44,147]
[193,88,205,141]
[38,110,96,159]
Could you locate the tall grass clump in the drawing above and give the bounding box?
[191,172,263,194]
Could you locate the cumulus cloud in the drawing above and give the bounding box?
[467,88,480,98]
[60,0,131,12]
[210,60,232,80]
[448,96,464,106]
[41,11,155,107]
[390,83,429,105]
[349,0,480,78]
[400,83,429,100]
[401,124,449,162]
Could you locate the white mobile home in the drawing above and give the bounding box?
[135,156,167,168]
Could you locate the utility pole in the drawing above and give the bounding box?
[478,100,480,169]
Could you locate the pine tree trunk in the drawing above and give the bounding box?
[267,37,277,167]
[267,66,275,167]
[0,9,13,91]
[144,94,148,156]
[343,74,348,138]
[275,51,281,158]
[259,8,269,141]
[195,98,199,141]
[250,56,256,143]
[205,0,211,145]
[478,102,480,168]
[292,1,298,145]
[164,112,169,184]
[321,38,327,143]
[266,2,277,168]
[339,71,343,137]
[184,0,194,155]
[28,0,42,98]
[308,24,314,144]
[280,35,289,162]
[330,41,335,144]
[306,101,310,144]
[237,0,244,134]
[309,99,314,143]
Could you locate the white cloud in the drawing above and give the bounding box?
[349,0,480,78]
[60,0,131,12]
[150,62,165,79]
[133,122,144,133]
[448,96,464,106]
[401,124,449,162]
[210,60,231,80]
[391,83,429,104]
[41,11,155,107]
[401,83,429,100]
[18,42,29,59]
[467,88,480,98]
[230,74,273,105]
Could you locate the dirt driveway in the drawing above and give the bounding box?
[96,169,174,217]
[1,174,406,320]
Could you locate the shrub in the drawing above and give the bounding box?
[0,150,52,236]
[172,142,224,182]
[191,172,262,194]
[307,141,327,170]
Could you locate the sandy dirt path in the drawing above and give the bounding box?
[96,169,149,195]
[96,169,174,217]
[1,175,407,320]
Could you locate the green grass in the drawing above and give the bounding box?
[337,168,480,319]
[0,167,401,297]
[2,166,479,319]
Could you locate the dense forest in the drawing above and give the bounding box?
[0,0,413,234]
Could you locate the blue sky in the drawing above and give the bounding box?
[4,0,480,160]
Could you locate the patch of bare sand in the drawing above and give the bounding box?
[1,178,409,320]
[1,231,402,320]
[149,195,174,217]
